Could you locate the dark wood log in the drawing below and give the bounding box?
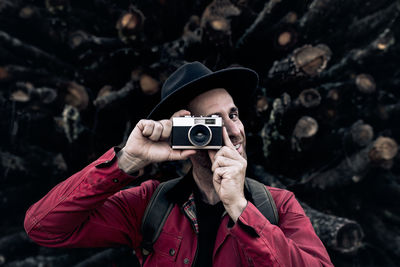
[68,31,125,51]
[249,163,364,254]
[349,120,374,148]
[159,15,202,63]
[19,5,40,19]
[0,147,67,184]
[116,5,145,43]
[45,0,71,14]
[355,73,376,94]
[235,0,283,48]
[377,100,400,121]
[348,1,399,41]
[248,163,286,188]
[93,80,138,109]
[0,31,74,74]
[266,44,332,96]
[0,65,50,83]
[306,137,398,189]
[10,82,58,105]
[301,203,364,254]
[0,231,37,265]
[320,27,395,81]
[200,0,241,48]
[363,212,400,259]
[291,116,318,152]
[293,88,321,108]
[57,105,84,143]
[260,93,291,158]
[256,95,269,115]
[64,82,89,111]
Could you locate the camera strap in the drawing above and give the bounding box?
[140,177,279,260]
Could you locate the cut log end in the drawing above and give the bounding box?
[296,88,321,108]
[350,121,374,147]
[45,0,70,14]
[140,74,160,95]
[369,137,398,165]
[10,90,30,102]
[284,12,298,23]
[294,44,332,76]
[210,19,229,32]
[336,222,364,253]
[293,116,319,139]
[0,67,9,80]
[277,31,293,47]
[19,6,38,19]
[65,82,89,111]
[116,7,145,41]
[256,95,269,114]
[355,74,376,94]
[69,31,87,49]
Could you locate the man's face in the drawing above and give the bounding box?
[188,88,247,159]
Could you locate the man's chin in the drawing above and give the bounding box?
[189,150,212,168]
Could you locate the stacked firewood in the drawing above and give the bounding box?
[1,0,400,266]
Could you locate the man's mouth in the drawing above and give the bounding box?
[234,144,240,150]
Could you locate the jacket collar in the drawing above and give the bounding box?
[165,170,196,206]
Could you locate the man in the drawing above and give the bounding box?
[25,62,333,266]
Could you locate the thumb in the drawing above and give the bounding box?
[169,149,197,161]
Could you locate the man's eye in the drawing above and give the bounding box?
[230,113,239,120]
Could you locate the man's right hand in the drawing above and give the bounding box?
[117,110,197,174]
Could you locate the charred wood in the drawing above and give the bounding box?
[305,137,398,190]
[266,44,331,96]
[0,231,37,265]
[116,6,145,43]
[321,27,395,81]
[0,31,74,75]
[291,116,318,152]
[301,203,364,254]
[93,80,138,109]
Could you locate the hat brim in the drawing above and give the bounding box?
[147,67,259,120]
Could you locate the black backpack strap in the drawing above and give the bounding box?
[140,176,279,260]
[140,177,182,254]
[245,177,279,225]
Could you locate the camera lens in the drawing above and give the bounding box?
[188,124,212,147]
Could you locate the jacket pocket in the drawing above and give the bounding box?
[153,231,182,266]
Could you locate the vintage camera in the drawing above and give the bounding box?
[171,115,223,149]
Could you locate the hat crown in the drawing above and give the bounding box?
[162,62,212,99]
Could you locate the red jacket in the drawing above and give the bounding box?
[24,148,333,267]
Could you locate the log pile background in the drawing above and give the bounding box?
[1,0,400,266]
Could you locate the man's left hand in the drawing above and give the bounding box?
[208,127,247,223]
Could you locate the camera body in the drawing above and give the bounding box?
[171,115,223,149]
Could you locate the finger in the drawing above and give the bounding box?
[214,146,238,161]
[211,155,237,172]
[148,121,163,141]
[141,120,155,137]
[222,126,235,149]
[170,109,191,119]
[159,119,172,140]
[213,166,230,183]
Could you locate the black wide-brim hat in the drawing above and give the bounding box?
[147,62,259,120]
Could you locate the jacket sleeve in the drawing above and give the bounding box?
[229,188,334,267]
[24,148,159,249]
